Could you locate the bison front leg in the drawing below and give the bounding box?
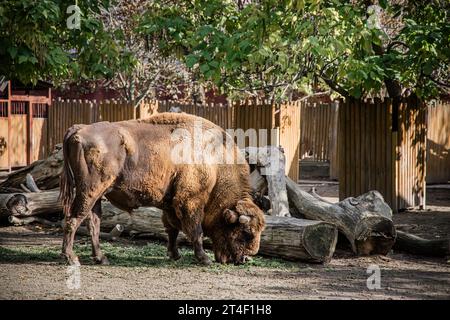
[162,211,181,261]
[186,222,211,265]
[173,175,212,265]
[175,205,211,265]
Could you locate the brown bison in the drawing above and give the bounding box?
[60,112,265,265]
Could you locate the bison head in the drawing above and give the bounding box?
[211,198,265,265]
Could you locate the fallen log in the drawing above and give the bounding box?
[25,174,41,192]
[0,189,337,262]
[8,215,60,227]
[286,176,396,255]
[4,189,447,259]
[75,223,124,241]
[20,184,32,193]
[100,202,338,263]
[394,230,450,257]
[0,190,62,217]
[8,215,124,241]
[0,144,63,192]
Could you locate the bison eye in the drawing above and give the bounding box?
[242,230,254,241]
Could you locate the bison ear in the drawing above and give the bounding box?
[224,209,238,224]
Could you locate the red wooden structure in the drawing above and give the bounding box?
[0,80,52,171]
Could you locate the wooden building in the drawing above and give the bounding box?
[0,80,51,171]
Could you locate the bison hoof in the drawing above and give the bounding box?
[168,250,181,261]
[94,256,110,265]
[62,253,81,266]
[197,255,212,266]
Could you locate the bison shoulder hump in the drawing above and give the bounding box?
[138,112,220,130]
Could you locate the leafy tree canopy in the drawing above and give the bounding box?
[141,0,449,100]
[0,0,135,85]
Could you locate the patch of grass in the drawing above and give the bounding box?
[0,245,61,263]
[0,241,298,271]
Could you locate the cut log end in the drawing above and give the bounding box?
[109,224,124,239]
[5,194,30,216]
[259,216,338,263]
[302,223,338,263]
[354,216,397,255]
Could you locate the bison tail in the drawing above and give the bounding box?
[59,127,81,216]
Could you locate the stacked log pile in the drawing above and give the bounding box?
[0,145,448,261]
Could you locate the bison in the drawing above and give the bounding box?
[60,112,265,265]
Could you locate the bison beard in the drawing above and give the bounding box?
[59,113,265,265]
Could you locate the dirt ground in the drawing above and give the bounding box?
[0,183,449,300]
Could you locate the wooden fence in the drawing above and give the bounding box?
[299,100,339,179]
[426,100,450,184]
[46,99,300,181]
[338,98,427,212]
[5,96,449,191]
[298,100,450,184]
[300,101,339,161]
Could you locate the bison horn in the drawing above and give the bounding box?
[239,215,251,224]
[224,209,238,224]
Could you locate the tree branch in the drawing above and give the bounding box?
[320,76,350,98]
[386,40,409,53]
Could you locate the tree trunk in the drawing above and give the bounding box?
[245,146,290,217]
[0,144,63,192]
[394,231,449,257]
[249,169,267,195]
[285,176,396,255]
[249,170,270,211]
[99,202,338,263]
[0,191,62,217]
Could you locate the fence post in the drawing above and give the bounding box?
[7,81,11,171]
[329,101,339,180]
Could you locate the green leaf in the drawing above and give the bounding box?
[423,62,433,75]
[18,55,28,64]
[185,55,197,68]
[199,63,210,73]
[8,47,18,59]
[209,60,219,68]
[29,56,38,64]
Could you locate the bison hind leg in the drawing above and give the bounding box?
[62,186,112,266]
[61,194,93,266]
[162,211,181,261]
[166,229,181,261]
[87,199,109,265]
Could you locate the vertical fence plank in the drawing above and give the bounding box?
[338,98,429,212]
[386,99,393,207]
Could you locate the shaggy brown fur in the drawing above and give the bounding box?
[60,113,265,265]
